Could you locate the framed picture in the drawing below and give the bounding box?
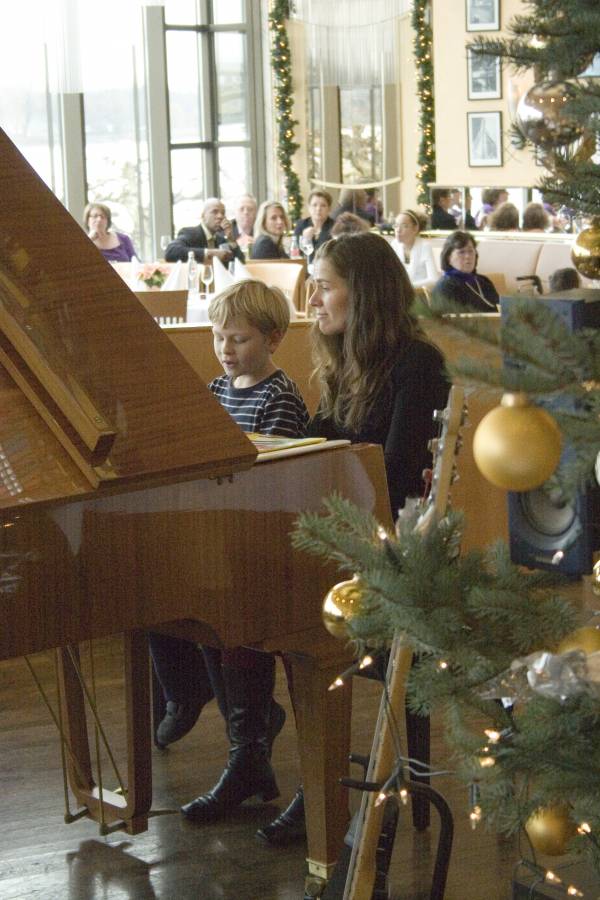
[466,0,500,31]
[467,49,501,99]
[467,111,503,166]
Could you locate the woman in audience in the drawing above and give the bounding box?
[488,201,520,232]
[331,188,375,226]
[251,201,290,259]
[522,202,550,232]
[293,190,334,261]
[391,210,439,291]
[258,232,449,845]
[432,230,499,312]
[84,202,138,262]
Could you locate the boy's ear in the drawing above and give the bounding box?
[266,329,284,352]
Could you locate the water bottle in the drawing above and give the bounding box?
[187,250,199,294]
[289,235,301,258]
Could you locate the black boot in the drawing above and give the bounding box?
[181,661,280,823]
[256,786,306,845]
[150,633,215,749]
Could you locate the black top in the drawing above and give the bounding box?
[251,234,289,260]
[432,273,499,313]
[165,225,244,263]
[293,216,335,262]
[308,339,449,518]
[430,206,458,230]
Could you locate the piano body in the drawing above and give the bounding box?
[0,130,392,887]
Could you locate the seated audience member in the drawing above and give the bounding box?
[522,202,550,232]
[231,194,258,250]
[450,188,478,230]
[364,188,384,225]
[475,187,509,230]
[391,210,439,290]
[432,230,499,312]
[430,188,458,230]
[293,190,334,262]
[84,202,138,262]
[332,188,375,226]
[488,201,520,231]
[549,267,581,292]
[165,198,244,264]
[330,212,371,236]
[252,201,290,259]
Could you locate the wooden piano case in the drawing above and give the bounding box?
[0,129,393,888]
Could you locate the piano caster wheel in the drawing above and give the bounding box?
[304,875,326,899]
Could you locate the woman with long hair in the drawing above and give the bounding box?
[251,201,290,259]
[258,232,449,844]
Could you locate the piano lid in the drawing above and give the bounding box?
[0,128,255,509]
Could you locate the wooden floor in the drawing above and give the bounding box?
[0,638,524,900]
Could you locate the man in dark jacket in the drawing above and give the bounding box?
[165,198,244,264]
[430,188,458,230]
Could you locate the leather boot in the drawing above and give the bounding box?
[181,662,280,823]
[256,786,306,845]
[150,633,215,749]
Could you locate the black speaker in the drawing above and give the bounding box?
[502,292,600,577]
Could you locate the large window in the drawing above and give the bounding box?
[339,86,382,183]
[164,0,255,233]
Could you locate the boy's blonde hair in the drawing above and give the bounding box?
[208,279,290,335]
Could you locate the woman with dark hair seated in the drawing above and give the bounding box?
[432,230,499,312]
[84,202,138,262]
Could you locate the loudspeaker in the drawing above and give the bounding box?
[502,292,600,576]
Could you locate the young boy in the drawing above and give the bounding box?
[151,280,309,823]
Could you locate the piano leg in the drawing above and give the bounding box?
[286,650,353,891]
[57,630,152,835]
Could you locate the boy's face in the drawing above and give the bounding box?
[212,317,280,389]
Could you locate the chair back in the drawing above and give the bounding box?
[244,260,306,313]
[135,290,188,325]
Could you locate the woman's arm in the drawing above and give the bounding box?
[411,241,439,289]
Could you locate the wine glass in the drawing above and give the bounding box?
[200,264,214,297]
[299,235,314,263]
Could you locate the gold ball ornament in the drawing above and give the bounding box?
[557,625,600,655]
[516,81,582,149]
[473,393,562,491]
[571,219,600,280]
[525,805,577,856]
[322,575,364,640]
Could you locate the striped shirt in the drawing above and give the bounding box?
[209,369,309,438]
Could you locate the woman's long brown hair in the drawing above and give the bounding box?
[311,231,422,431]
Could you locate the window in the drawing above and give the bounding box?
[339,86,382,183]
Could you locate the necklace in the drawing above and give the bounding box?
[465,276,496,309]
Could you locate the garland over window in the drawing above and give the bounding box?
[269,0,303,222]
[412,0,436,207]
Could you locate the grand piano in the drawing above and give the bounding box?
[0,129,392,892]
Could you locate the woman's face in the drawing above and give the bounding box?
[448,241,476,274]
[310,258,349,335]
[394,214,418,246]
[308,195,330,226]
[265,206,287,237]
[88,207,108,235]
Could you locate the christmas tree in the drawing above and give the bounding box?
[292,3,600,889]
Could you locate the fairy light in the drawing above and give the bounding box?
[545,871,562,884]
[375,790,389,807]
[479,756,495,768]
[484,729,501,743]
[469,805,482,829]
[437,660,448,671]
[328,676,344,691]
[359,655,374,670]
[399,788,408,805]
[567,886,584,897]
[577,822,591,835]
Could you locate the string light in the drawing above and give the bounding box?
[484,729,501,743]
[469,804,482,829]
[545,871,562,884]
[567,887,584,897]
[328,654,377,690]
[577,821,591,835]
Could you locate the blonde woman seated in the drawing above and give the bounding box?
[391,210,439,291]
[251,201,290,259]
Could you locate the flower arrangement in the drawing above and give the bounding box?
[136,262,170,290]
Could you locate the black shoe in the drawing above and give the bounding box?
[256,786,306,845]
[155,699,203,749]
[181,746,279,823]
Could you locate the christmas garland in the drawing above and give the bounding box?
[411,0,436,207]
[268,0,303,222]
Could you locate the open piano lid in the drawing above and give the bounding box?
[0,129,256,510]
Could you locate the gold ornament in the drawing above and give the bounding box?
[473,393,562,491]
[557,625,600,655]
[322,575,364,640]
[516,81,582,149]
[571,219,600,280]
[525,805,577,856]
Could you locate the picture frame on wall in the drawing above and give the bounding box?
[467,49,501,99]
[466,0,500,32]
[467,111,503,166]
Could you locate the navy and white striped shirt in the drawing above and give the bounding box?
[209,369,309,438]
